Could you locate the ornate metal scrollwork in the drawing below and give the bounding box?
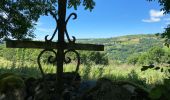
[37,10,80,78]
[45,10,58,41]
[44,12,77,43]
[37,49,57,78]
[65,13,77,43]
[64,49,80,73]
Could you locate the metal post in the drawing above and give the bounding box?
[57,0,67,98]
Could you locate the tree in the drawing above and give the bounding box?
[147,47,165,64]
[80,51,109,65]
[127,54,140,65]
[89,52,109,65]
[0,0,95,40]
[148,0,170,46]
[160,25,170,47]
[148,0,170,13]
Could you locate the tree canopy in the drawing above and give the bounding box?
[148,0,170,46]
[0,0,95,40]
[148,0,170,13]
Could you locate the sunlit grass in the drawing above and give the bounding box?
[0,57,167,89]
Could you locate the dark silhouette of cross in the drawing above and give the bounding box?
[6,0,104,99]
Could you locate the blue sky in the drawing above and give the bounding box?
[34,0,170,40]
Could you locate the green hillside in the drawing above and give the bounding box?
[78,34,164,63]
[0,34,164,64]
[0,34,168,87]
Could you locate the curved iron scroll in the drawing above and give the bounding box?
[45,10,58,41]
[37,49,80,78]
[37,49,57,78]
[64,49,80,73]
[37,11,80,78]
[44,12,78,43]
[65,13,77,43]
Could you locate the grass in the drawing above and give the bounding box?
[0,57,167,90]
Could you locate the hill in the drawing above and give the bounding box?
[0,34,164,63]
[78,34,163,62]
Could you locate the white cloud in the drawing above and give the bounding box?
[150,9,164,17]
[142,9,164,23]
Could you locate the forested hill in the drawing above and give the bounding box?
[0,34,165,64]
[77,34,159,44]
[78,34,164,63]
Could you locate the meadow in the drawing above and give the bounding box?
[0,56,167,90]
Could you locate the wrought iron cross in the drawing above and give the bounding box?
[6,0,104,97]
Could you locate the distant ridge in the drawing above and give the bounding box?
[77,34,158,44]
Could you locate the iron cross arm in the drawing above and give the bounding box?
[6,40,104,51]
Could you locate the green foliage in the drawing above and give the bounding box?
[128,46,169,65]
[148,0,170,48]
[0,44,109,67]
[140,51,170,100]
[79,51,109,65]
[137,53,150,65]
[148,0,170,13]
[0,34,168,92]
[0,0,95,40]
[88,52,109,65]
[0,0,42,39]
[68,0,95,11]
[127,69,147,86]
[0,57,166,91]
[0,34,165,66]
[149,79,170,100]
[110,36,162,63]
[72,34,163,63]
[159,25,170,47]
[147,47,165,64]
[127,54,140,65]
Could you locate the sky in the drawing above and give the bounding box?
[34,0,170,40]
